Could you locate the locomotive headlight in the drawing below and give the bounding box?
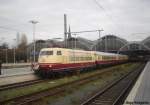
[34,64,39,70]
[49,65,52,68]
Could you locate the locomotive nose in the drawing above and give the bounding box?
[41,58,45,62]
[39,57,45,63]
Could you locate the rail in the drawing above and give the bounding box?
[81,63,145,105]
[0,79,44,91]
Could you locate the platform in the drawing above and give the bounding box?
[0,73,39,86]
[2,63,30,69]
[124,61,150,105]
[0,67,33,77]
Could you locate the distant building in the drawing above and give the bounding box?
[92,35,128,52]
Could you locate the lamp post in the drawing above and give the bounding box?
[98,29,103,51]
[13,39,16,64]
[71,34,77,64]
[26,47,28,63]
[105,35,107,52]
[29,20,39,62]
[5,48,8,63]
[72,34,77,49]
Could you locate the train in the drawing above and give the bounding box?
[34,48,128,77]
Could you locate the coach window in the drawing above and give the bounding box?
[57,51,62,55]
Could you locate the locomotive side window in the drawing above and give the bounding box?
[40,51,53,55]
[57,51,62,55]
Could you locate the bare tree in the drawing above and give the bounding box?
[0,42,8,49]
[18,33,28,49]
[17,33,28,62]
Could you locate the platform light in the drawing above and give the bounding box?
[29,20,39,63]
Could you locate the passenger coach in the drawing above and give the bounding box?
[35,48,128,77]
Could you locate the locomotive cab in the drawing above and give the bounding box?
[38,48,64,64]
[38,48,65,72]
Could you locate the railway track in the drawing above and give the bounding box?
[81,63,146,105]
[0,63,144,105]
[0,70,109,105]
[0,63,132,105]
[0,79,45,91]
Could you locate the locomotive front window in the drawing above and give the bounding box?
[40,51,53,55]
[47,51,53,55]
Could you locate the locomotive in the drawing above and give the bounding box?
[35,48,128,77]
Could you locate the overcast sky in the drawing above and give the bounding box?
[0,0,150,46]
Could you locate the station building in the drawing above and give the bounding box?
[26,34,150,62]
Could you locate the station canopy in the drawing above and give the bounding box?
[92,35,128,51]
[142,36,150,49]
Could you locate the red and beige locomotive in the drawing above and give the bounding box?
[35,48,128,76]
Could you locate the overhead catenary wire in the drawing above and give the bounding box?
[92,0,123,33]
[0,26,22,32]
[66,29,103,34]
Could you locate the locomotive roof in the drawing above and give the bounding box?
[40,48,127,57]
[95,51,126,56]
